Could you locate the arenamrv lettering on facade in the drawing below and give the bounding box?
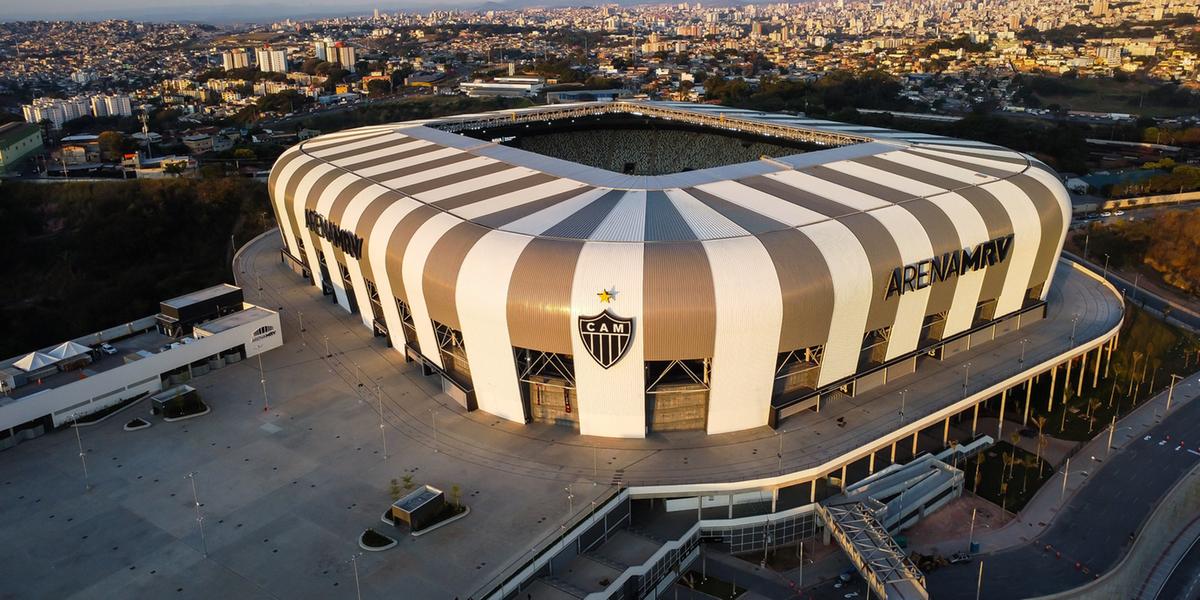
[270,101,1071,438]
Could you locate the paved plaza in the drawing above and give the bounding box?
[0,230,1123,599]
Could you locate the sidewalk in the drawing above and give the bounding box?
[916,370,1200,556]
[1135,513,1200,600]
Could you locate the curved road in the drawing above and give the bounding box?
[1158,537,1200,600]
[926,387,1200,599]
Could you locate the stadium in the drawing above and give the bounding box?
[268,101,1070,438]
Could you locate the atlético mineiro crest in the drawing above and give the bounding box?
[578,310,634,369]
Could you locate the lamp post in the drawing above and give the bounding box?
[258,353,269,412]
[967,507,977,554]
[71,414,90,492]
[777,429,785,473]
[962,362,973,397]
[430,408,438,453]
[377,383,387,460]
[1019,338,1029,366]
[186,471,208,558]
[1069,314,1080,348]
[323,335,331,358]
[350,553,363,600]
[566,485,575,516]
[1061,457,1070,503]
[1167,374,1183,413]
[1102,253,1110,280]
[899,388,908,424]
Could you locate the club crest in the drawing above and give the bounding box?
[578,310,634,369]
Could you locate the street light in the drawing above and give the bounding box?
[1019,338,1029,366]
[70,414,90,492]
[429,408,438,453]
[776,429,786,473]
[258,353,269,412]
[350,553,363,600]
[565,485,575,515]
[899,388,908,424]
[377,382,388,460]
[1102,253,1110,280]
[1167,374,1183,413]
[1069,314,1080,347]
[186,471,208,558]
[962,362,973,397]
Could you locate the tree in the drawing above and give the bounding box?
[366,79,392,96]
[1034,416,1048,477]
[97,131,125,162]
[401,473,414,490]
[232,148,256,160]
[389,478,402,501]
[162,162,186,177]
[450,484,462,510]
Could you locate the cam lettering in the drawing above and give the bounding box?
[305,209,364,260]
[885,233,1015,299]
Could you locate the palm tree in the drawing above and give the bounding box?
[1086,399,1102,432]
[1001,452,1014,486]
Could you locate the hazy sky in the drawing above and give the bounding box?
[0,0,524,22]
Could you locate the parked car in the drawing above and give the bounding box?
[1113,210,1126,216]
[950,552,972,564]
[99,343,118,355]
[1100,211,1112,217]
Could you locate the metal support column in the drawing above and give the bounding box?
[1093,345,1102,388]
[971,404,979,437]
[1023,378,1033,425]
[1047,367,1058,412]
[1077,352,1087,396]
[997,390,1007,441]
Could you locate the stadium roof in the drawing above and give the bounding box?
[273,101,1054,245]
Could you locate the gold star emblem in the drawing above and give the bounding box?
[597,287,617,303]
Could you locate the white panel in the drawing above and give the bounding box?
[308,132,407,158]
[590,191,646,241]
[329,139,431,167]
[381,156,495,187]
[292,163,339,293]
[456,231,534,423]
[665,189,748,239]
[271,150,310,255]
[368,200,424,352]
[910,147,1024,173]
[571,242,646,438]
[452,179,588,220]
[401,212,463,369]
[413,167,535,203]
[314,173,359,311]
[921,143,1020,158]
[981,179,1042,316]
[338,184,393,328]
[694,180,827,227]
[702,236,782,434]
[925,192,991,337]
[1020,165,1072,300]
[299,127,393,151]
[798,221,873,386]
[867,205,934,360]
[765,170,891,211]
[501,187,611,235]
[356,147,463,178]
[825,160,946,197]
[878,151,998,185]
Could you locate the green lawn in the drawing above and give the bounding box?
[1029,77,1197,118]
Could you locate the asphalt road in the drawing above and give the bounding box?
[1158,536,1200,600]
[925,393,1200,599]
[1063,249,1200,331]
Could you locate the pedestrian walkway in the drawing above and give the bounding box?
[918,370,1200,556]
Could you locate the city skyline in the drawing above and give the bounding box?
[0,0,656,24]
